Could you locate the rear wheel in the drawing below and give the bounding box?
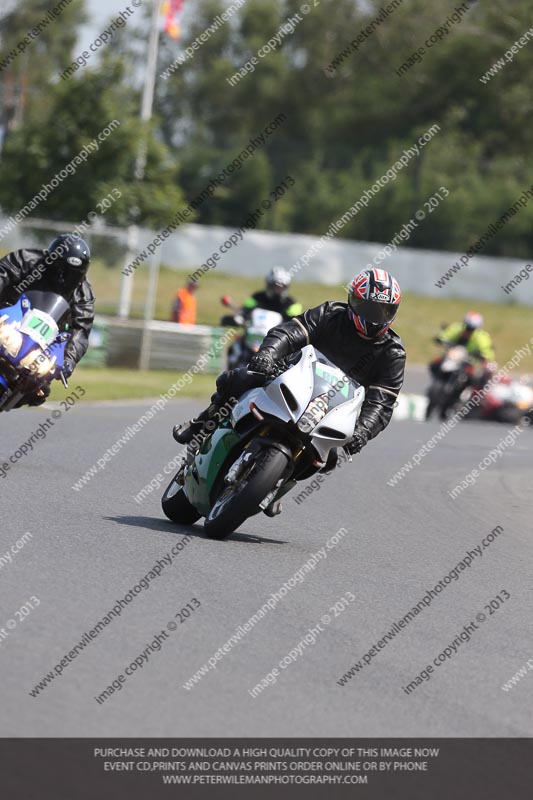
[204,445,289,540]
[162,475,201,524]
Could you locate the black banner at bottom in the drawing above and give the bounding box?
[2,738,531,799]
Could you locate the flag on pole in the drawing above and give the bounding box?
[161,0,185,39]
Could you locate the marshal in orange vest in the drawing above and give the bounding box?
[172,281,198,324]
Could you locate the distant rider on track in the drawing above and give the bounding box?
[432,311,495,389]
[239,267,302,322]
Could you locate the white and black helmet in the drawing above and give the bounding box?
[266,266,291,298]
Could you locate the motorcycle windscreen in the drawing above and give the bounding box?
[25,290,70,322]
[312,352,361,408]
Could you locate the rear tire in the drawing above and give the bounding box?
[204,445,289,540]
[162,476,201,524]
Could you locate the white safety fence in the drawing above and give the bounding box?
[393,393,428,421]
[1,217,532,306]
[88,316,228,372]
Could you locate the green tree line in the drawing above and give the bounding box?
[0,0,531,257]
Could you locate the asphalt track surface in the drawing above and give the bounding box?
[1,390,532,737]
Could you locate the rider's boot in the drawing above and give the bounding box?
[173,402,218,444]
[173,417,206,444]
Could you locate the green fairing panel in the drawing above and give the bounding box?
[184,425,239,515]
[314,363,350,398]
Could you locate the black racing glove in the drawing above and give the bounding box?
[248,350,277,376]
[61,359,75,380]
[345,428,369,456]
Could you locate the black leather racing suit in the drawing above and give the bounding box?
[214,301,406,445]
[0,248,95,372]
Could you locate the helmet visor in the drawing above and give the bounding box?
[348,296,398,324]
[54,264,86,294]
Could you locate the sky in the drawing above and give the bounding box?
[81,0,258,50]
[0,0,143,47]
[81,0,149,51]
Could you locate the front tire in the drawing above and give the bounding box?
[162,476,201,524]
[426,380,444,420]
[204,445,289,540]
[494,404,522,425]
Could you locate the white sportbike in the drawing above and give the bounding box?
[162,345,365,539]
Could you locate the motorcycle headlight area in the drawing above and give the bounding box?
[0,320,23,358]
[19,349,56,377]
[297,393,329,433]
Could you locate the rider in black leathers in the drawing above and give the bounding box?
[176,269,406,458]
[0,234,94,405]
[240,267,303,321]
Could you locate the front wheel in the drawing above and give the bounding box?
[204,445,289,540]
[493,404,523,426]
[426,379,444,420]
[162,475,201,524]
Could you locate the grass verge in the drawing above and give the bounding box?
[50,368,214,403]
[88,262,533,370]
[7,262,532,403]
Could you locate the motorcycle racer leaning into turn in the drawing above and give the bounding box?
[0,234,94,406]
[176,268,406,476]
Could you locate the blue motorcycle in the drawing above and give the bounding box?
[0,290,70,411]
